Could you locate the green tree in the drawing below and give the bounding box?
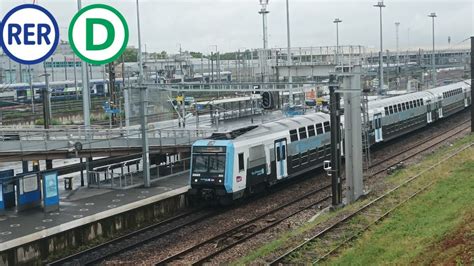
[190,51,203,58]
[122,47,138,62]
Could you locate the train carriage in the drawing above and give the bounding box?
[190,113,332,204]
[190,80,471,204]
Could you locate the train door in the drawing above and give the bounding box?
[465,90,469,107]
[426,100,433,123]
[274,139,288,180]
[438,96,443,118]
[374,113,383,143]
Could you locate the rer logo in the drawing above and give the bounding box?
[0,4,60,65]
[69,4,129,65]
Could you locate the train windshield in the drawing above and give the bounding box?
[192,154,226,174]
[192,146,227,174]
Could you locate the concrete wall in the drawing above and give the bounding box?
[0,193,188,265]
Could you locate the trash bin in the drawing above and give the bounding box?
[64,177,73,190]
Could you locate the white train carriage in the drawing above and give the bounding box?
[367,80,471,144]
[189,113,332,204]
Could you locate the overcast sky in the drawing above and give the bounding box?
[1,0,472,54]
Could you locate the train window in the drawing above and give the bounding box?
[397,104,402,112]
[290,130,298,142]
[316,123,324,135]
[384,107,389,116]
[308,125,315,137]
[389,105,394,114]
[323,122,331,133]
[299,127,307,140]
[238,153,245,172]
[421,99,424,105]
[401,103,405,111]
[409,101,414,109]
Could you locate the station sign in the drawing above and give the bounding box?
[69,4,129,65]
[42,171,59,212]
[0,4,60,65]
[1,3,129,66]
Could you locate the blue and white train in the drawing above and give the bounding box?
[0,78,138,103]
[189,80,471,204]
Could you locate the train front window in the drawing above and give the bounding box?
[209,154,226,174]
[192,153,226,174]
[193,155,209,173]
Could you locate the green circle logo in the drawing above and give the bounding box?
[69,4,129,65]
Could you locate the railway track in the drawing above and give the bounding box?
[155,183,333,265]
[270,142,473,265]
[47,208,218,265]
[48,117,471,265]
[152,120,472,264]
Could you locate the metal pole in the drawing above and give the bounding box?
[136,0,144,84]
[259,2,269,50]
[429,13,437,86]
[139,87,150,187]
[64,56,68,80]
[73,53,78,100]
[334,18,342,66]
[343,66,364,203]
[329,75,342,206]
[42,73,53,170]
[28,65,34,113]
[8,57,12,83]
[395,22,400,88]
[374,2,385,95]
[286,0,293,106]
[78,0,91,184]
[470,36,473,133]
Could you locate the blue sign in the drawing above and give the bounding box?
[17,173,41,210]
[42,171,59,212]
[106,108,120,114]
[103,101,120,114]
[0,169,15,209]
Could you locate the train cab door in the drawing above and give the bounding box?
[438,96,443,118]
[426,100,433,123]
[465,90,469,107]
[374,113,383,143]
[274,139,288,180]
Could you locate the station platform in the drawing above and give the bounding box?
[0,172,189,255]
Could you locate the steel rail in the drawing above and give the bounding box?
[270,140,472,265]
[47,208,217,266]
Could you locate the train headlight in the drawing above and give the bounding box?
[194,179,198,183]
[218,179,222,183]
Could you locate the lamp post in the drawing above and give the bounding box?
[136,0,144,84]
[334,18,342,66]
[258,0,269,50]
[77,0,90,129]
[395,22,400,66]
[78,0,91,185]
[428,12,437,87]
[374,1,385,95]
[395,22,400,87]
[286,0,293,106]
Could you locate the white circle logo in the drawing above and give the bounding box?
[69,4,129,65]
[0,4,59,65]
